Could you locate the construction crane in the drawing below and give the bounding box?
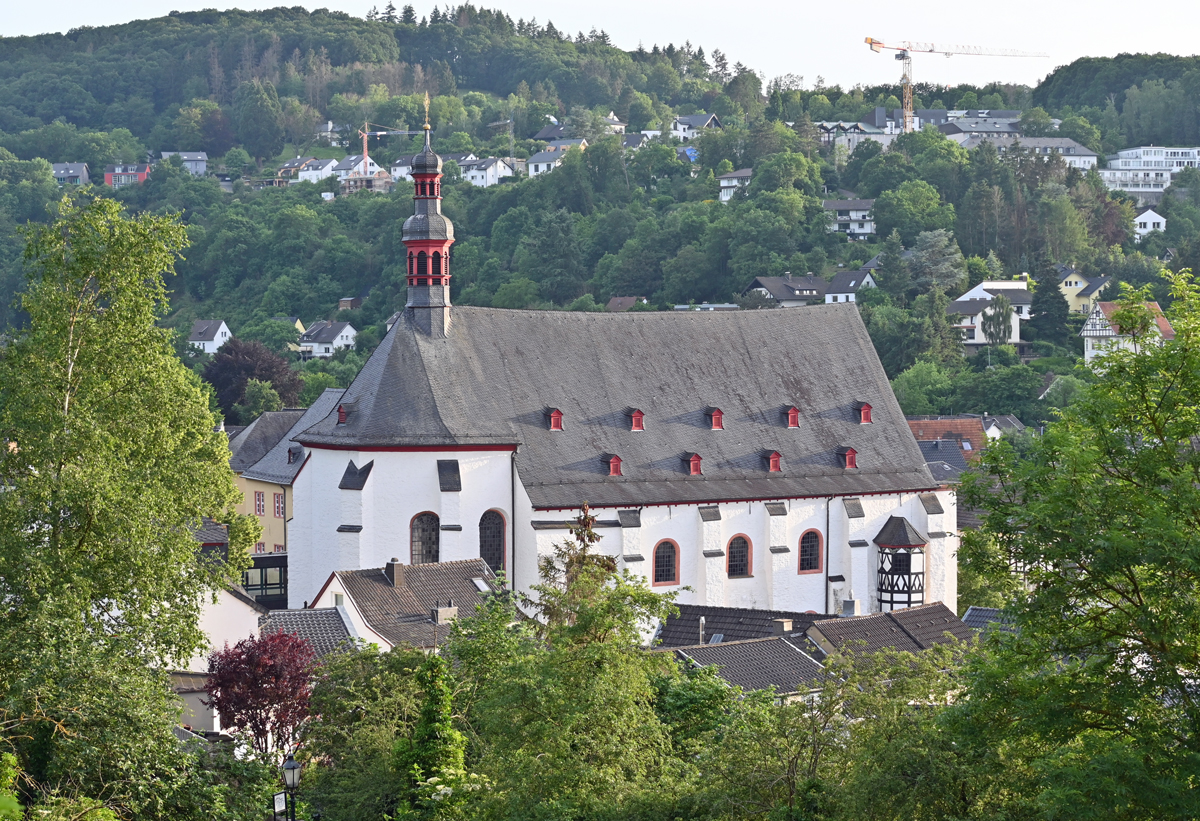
[864,38,1048,134]
[354,92,431,171]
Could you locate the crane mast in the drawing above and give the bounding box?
[865,37,1048,134]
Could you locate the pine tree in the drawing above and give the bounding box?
[401,4,416,23]
[875,229,911,305]
[382,1,397,22]
[366,5,378,20]
[1030,274,1071,346]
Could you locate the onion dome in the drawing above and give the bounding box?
[410,124,442,175]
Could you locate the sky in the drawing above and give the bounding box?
[5,0,1199,91]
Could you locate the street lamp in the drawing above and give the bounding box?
[281,753,301,821]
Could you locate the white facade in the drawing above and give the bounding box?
[298,159,338,184]
[823,201,875,238]
[1099,146,1200,196]
[459,158,515,188]
[336,156,381,180]
[1135,208,1166,239]
[825,271,877,303]
[186,588,262,672]
[527,152,564,177]
[288,447,957,616]
[300,322,357,358]
[718,170,752,202]
[189,320,231,355]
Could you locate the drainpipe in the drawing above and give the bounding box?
[510,448,518,591]
[824,496,831,615]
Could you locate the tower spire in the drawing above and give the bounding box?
[401,115,454,338]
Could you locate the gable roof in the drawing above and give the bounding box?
[300,321,354,345]
[982,287,1033,305]
[1092,301,1175,340]
[808,602,971,654]
[981,413,1026,433]
[228,410,306,473]
[861,249,913,270]
[188,319,227,342]
[656,603,830,648]
[718,168,754,180]
[240,389,344,485]
[333,559,497,649]
[527,150,564,165]
[533,123,567,140]
[295,304,937,508]
[333,155,368,171]
[52,162,89,176]
[623,133,649,149]
[907,415,987,455]
[744,274,826,300]
[1077,276,1111,297]
[675,113,721,129]
[961,606,1015,632]
[821,199,874,210]
[827,270,872,295]
[916,440,969,479]
[259,607,355,657]
[605,296,645,312]
[671,636,825,694]
[279,156,318,171]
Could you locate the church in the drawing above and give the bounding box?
[286,127,957,617]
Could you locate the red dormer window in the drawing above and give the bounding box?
[837,446,858,469]
[854,401,873,424]
[785,406,800,428]
[546,408,563,431]
[604,454,623,476]
[337,405,347,425]
[684,452,703,475]
[706,407,724,430]
[629,409,645,431]
[765,451,782,472]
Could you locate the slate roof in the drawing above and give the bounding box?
[675,113,721,129]
[188,319,226,342]
[939,118,1020,135]
[241,389,344,485]
[527,150,563,165]
[1078,276,1111,297]
[672,636,825,694]
[808,602,971,654]
[916,440,969,481]
[52,162,89,177]
[961,606,1015,632]
[874,516,928,547]
[982,287,1033,305]
[744,275,826,300]
[982,413,1026,433]
[333,154,368,171]
[228,410,306,473]
[718,168,754,181]
[956,135,1095,157]
[295,305,937,508]
[827,270,871,295]
[606,296,645,312]
[300,321,353,345]
[193,517,229,545]
[280,156,318,171]
[333,559,497,649]
[259,607,355,657]
[533,123,566,140]
[821,199,874,211]
[623,133,649,149]
[656,603,830,648]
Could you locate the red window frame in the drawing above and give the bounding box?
[548,409,563,431]
[708,408,724,430]
[274,544,286,554]
[798,529,823,574]
[767,451,781,472]
[254,491,265,516]
[726,534,752,578]
[859,403,873,424]
[787,406,800,428]
[254,542,266,554]
[274,493,285,518]
[689,454,703,475]
[843,448,858,469]
[607,455,622,476]
[630,410,644,431]
[652,540,680,586]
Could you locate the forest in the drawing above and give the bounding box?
[1,6,1199,427]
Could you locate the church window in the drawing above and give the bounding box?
[417,251,428,276]
[432,252,442,276]
[653,540,678,585]
[727,536,751,578]
[411,512,440,564]
[479,510,504,572]
[799,530,822,573]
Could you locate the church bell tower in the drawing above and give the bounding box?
[402,123,455,337]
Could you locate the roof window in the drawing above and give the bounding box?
[627,408,645,431]
[603,454,623,476]
[336,401,356,425]
[545,408,563,431]
[853,401,873,424]
[683,452,703,476]
[763,450,782,472]
[837,446,858,469]
[784,405,801,428]
[706,407,724,430]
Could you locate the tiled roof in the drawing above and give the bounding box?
[656,603,829,648]
[1094,301,1175,341]
[336,559,497,649]
[259,608,354,657]
[809,602,970,654]
[188,319,226,342]
[333,155,366,171]
[606,296,645,312]
[874,516,928,546]
[672,636,825,694]
[917,440,970,473]
[827,270,871,294]
[240,390,344,485]
[744,275,827,300]
[295,305,937,509]
[961,606,1015,632]
[228,410,306,473]
[907,416,987,455]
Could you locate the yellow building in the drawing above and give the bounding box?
[1056,266,1112,314]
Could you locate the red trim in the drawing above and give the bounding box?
[532,487,941,511]
[798,529,823,574]
[726,533,752,578]
[709,409,724,430]
[548,409,563,431]
[291,452,312,481]
[766,451,781,472]
[309,571,339,608]
[787,407,800,428]
[298,443,518,452]
[689,453,703,475]
[651,539,680,586]
[860,404,873,424]
[409,510,440,565]
[607,455,622,476]
[630,410,644,431]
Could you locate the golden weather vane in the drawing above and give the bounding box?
[423,91,431,129]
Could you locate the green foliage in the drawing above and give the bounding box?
[873,179,955,245]
[980,293,1013,346]
[234,80,285,163]
[233,378,283,420]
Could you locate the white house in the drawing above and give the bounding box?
[948,281,1031,347]
[527,150,567,177]
[743,273,827,306]
[822,199,875,238]
[187,319,231,354]
[825,270,877,303]
[299,320,357,358]
[161,151,208,176]
[1134,207,1166,239]
[333,154,382,180]
[458,157,515,188]
[671,113,722,142]
[284,138,956,621]
[297,158,338,184]
[1098,146,1200,198]
[1081,301,1175,364]
[51,162,90,185]
[718,168,752,202]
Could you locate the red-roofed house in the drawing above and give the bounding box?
[1081,301,1175,365]
[906,415,987,461]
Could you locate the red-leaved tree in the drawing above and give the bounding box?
[205,630,315,755]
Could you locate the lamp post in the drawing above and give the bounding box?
[282,753,301,821]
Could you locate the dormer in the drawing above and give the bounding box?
[763,450,782,472]
[626,408,645,432]
[603,453,623,476]
[544,407,564,431]
[783,405,801,428]
[683,452,703,475]
[336,401,356,425]
[286,444,303,465]
[837,446,858,469]
[853,401,873,424]
[705,407,724,430]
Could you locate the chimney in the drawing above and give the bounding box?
[431,598,458,625]
[840,595,861,617]
[699,615,705,644]
[772,618,793,635]
[384,557,400,586]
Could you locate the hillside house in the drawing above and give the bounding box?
[743,273,827,306]
[104,163,151,189]
[187,319,230,354]
[825,270,877,303]
[1056,266,1111,313]
[1135,207,1166,239]
[1081,301,1175,364]
[955,135,1097,169]
[822,199,875,238]
[160,151,208,175]
[670,113,722,142]
[300,320,357,358]
[333,154,382,180]
[297,158,338,183]
[458,157,514,187]
[51,162,89,185]
[718,168,753,201]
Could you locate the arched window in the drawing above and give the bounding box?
[408,252,414,275]
[479,510,504,573]
[799,530,822,573]
[417,251,428,276]
[653,541,678,585]
[432,251,442,276]
[727,536,751,578]
[411,512,440,565]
